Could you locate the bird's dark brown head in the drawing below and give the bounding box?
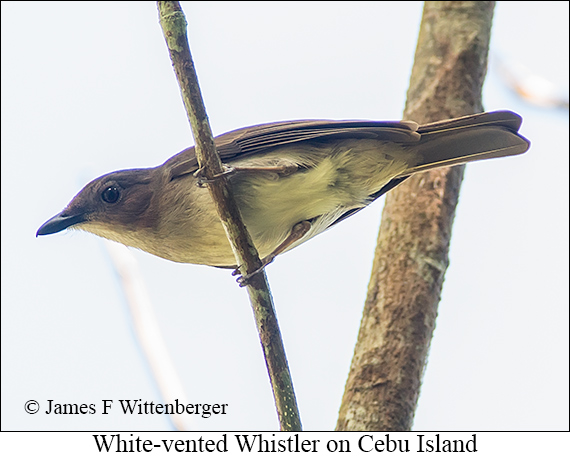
[37,168,159,239]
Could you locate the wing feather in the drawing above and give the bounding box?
[165,119,420,180]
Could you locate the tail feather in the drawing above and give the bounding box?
[401,111,530,176]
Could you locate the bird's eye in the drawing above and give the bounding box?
[101,186,121,204]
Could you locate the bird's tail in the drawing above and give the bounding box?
[402,111,530,176]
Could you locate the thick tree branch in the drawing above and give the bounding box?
[337,1,495,431]
[157,1,301,431]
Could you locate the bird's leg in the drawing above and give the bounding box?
[193,165,236,187]
[234,220,312,286]
[194,161,299,187]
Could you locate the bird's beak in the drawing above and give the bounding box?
[36,211,87,236]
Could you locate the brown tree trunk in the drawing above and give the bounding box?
[336,1,495,431]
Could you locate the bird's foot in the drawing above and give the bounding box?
[194,165,236,187]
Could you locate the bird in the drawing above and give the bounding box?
[37,110,529,273]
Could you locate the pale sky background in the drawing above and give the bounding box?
[1,1,568,432]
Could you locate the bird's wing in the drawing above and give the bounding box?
[165,119,420,180]
[417,110,523,135]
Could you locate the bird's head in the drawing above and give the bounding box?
[37,168,160,243]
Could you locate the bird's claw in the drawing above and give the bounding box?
[232,255,276,287]
[233,265,264,287]
[194,165,235,187]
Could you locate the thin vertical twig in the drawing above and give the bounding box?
[156,1,301,431]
